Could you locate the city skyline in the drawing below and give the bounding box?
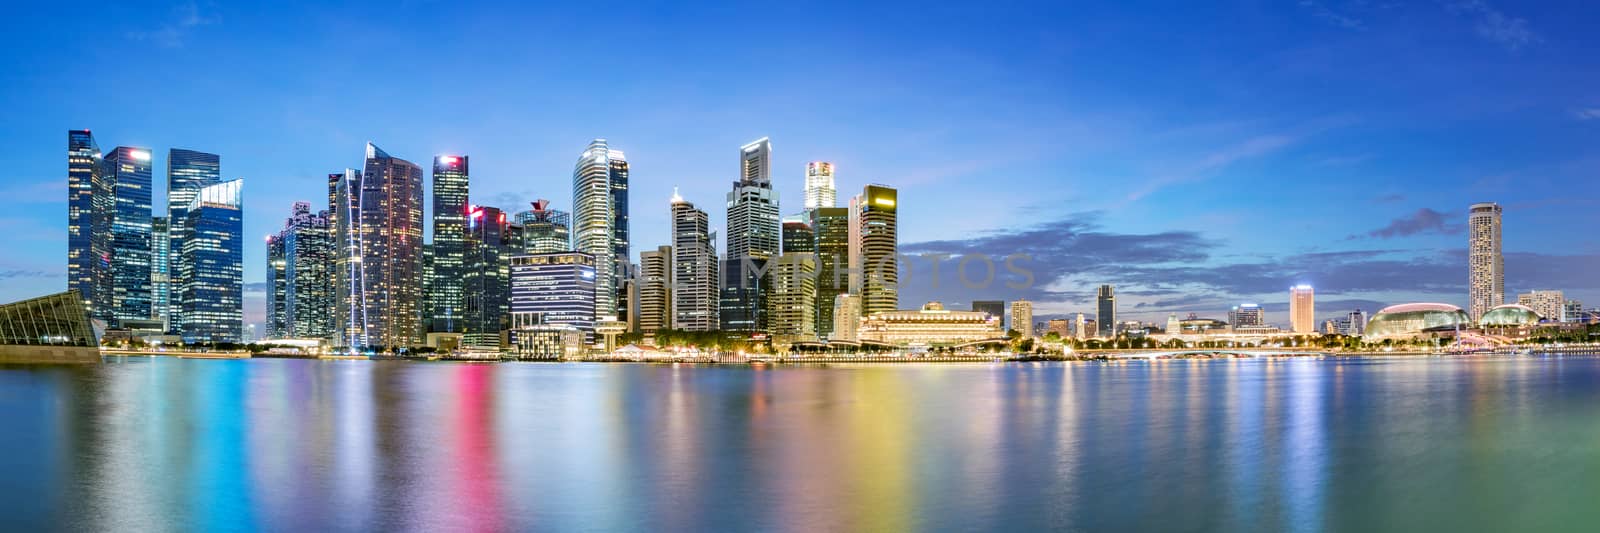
[5,1,1600,330]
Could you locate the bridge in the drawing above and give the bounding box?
[1099,349,1332,360]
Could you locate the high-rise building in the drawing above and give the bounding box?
[1289,284,1315,334]
[429,154,469,333]
[514,199,571,254]
[636,245,672,336]
[1046,319,1070,338]
[166,148,221,320]
[330,169,364,348]
[509,252,597,337]
[150,216,170,326]
[1010,299,1033,338]
[832,293,861,342]
[462,205,512,349]
[573,140,622,319]
[177,179,243,343]
[849,185,898,316]
[722,137,781,332]
[1516,290,1564,322]
[971,300,1005,330]
[266,233,287,337]
[766,252,817,346]
[781,216,814,253]
[671,193,718,331]
[267,202,334,339]
[609,151,630,282]
[66,130,110,321]
[1564,299,1586,323]
[810,207,850,341]
[804,161,836,210]
[356,144,424,349]
[1229,303,1264,328]
[105,146,155,326]
[1097,285,1116,337]
[1468,202,1504,321]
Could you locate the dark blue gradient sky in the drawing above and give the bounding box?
[3,0,1598,325]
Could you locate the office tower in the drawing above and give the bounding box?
[1229,303,1264,328]
[421,244,434,327]
[971,300,1005,329]
[103,146,154,326]
[1289,284,1315,334]
[804,161,836,210]
[330,169,362,347]
[66,130,110,319]
[462,205,512,348]
[671,193,718,331]
[573,139,622,319]
[849,184,898,316]
[766,252,817,345]
[508,252,597,337]
[266,233,287,337]
[177,179,243,343]
[166,149,221,320]
[808,207,850,340]
[1468,202,1504,320]
[356,144,424,348]
[832,293,861,342]
[270,202,335,339]
[1516,290,1565,321]
[150,216,170,325]
[429,154,469,333]
[722,137,780,332]
[1010,299,1033,338]
[781,216,814,253]
[1046,319,1070,337]
[637,245,672,336]
[609,151,630,280]
[1096,285,1116,337]
[514,199,571,254]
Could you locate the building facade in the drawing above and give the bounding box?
[356,144,425,348]
[766,252,817,346]
[514,199,571,254]
[1229,303,1265,328]
[858,302,1003,346]
[572,140,621,319]
[1010,299,1034,338]
[429,155,469,333]
[1468,202,1504,321]
[832,293,861,342]
[462,205,512,348]
[177,179,244,343]
[636,245,672,336]
[509,252,597,338]
[268,201,334,339]
[1289,284,1315,334]
[849,185,898,316]
[810,207,850,341]
[66,130,111,322]
[166,148,221,321]
[105,146,155,327]
[671,194,718,331]
[804,161,836,210]
[971,301,1005,330]
[721,137,780,332]
[1096,285,1116,337]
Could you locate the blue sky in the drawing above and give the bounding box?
[2,0,1598,326]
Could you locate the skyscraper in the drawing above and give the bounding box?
[804,161,836,209]
[573,140,621,319]
[509,252,597,338]
[971,300,1005,330]
[609,151,630,280]
[637,245,672,336]
[514,199,571,254]
[357,143,424,349]
[766,252,817,346]
[1289,284,1315,334]
[722,137,781,332]
[66,130,110,320]
[105,146,155,326]
[429,154,469,333]
[1468,202,1504,321]
[330,169,364,348]
[671,193,718,331]
[1517,290,1564,321]
[1096,285,1116,337]
[832,293,861,342]
[462,205,512,349]
[177,179,243,343]
[150,216,170,325]
[166,148,221,321]
[1010,299,1033,338]
[269,201,335,339]
[781,216,814,253]
[849,184,898,316]
[810,207,850,340]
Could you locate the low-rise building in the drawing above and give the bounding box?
[858,301,1003,347]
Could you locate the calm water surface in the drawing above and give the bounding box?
[3,356,1600,532]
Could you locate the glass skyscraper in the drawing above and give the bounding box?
[178,179,244,343]
[848,184,897,317]
[809,207,849,340]
[463,205,512,348]
[150,216,170,326]
[429,155,469,333]
[268,201,335,339]
[513,199,571,254]
[721,137,780,332]
[804,161,836,210]
[572,140,621,319]
[166,148,221,321]
[357,143,425,349]
[104,146,154,327]
[672,193,718,331]
[66,130,110,321]
[1097,285,1116,337]
[509,252,597,337]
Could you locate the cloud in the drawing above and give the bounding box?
[1373,193,1406,204]
[1573,108,1600,121]
[1357,208,1464,239]
[0,181,62,204]
[1446,0,1538,50]
[126,1,219,48]
[0,269,59,280]
[1300,0,1365,30]
[1122,134,1299,203]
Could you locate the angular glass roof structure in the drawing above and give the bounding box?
[0,291,98,348]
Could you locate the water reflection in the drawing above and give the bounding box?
[6,357,1600,530]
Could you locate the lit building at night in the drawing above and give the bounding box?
[849,184,898,316]
[177,179,244,343]
[636,245,671,336]
[1468,202,1504,320]
[572,139,623,319]
[722,137,780,333]
[804,161,836,210]
[671,193,718,331]
[1010,299,1033,338]
[1478,303,1542,328]
[1289,285,1315,334]
[765,252,817,347]
[809,206,850,341]
[1096,285,1116,337]
[971,300,1005,330]
[165,148,221,321]
[429,154,469,333]
[831,293,861,342]
[1363,303,1472,340]
[105,146,155,327]
[355,143,425,348]
[513,199,571,254]
[509,252,597,339]
[1516,290,1565,322]
[857,302,1003,347]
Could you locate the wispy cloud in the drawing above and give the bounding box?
[1573,108,1600,121]
[1122,134,1299,204]
[1355,208,1464,239]
[1446,0,1538,50]
[0,269,59,280]
[0,180,62,204]
[1299,0,1365,30]
[127,1,220,48]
